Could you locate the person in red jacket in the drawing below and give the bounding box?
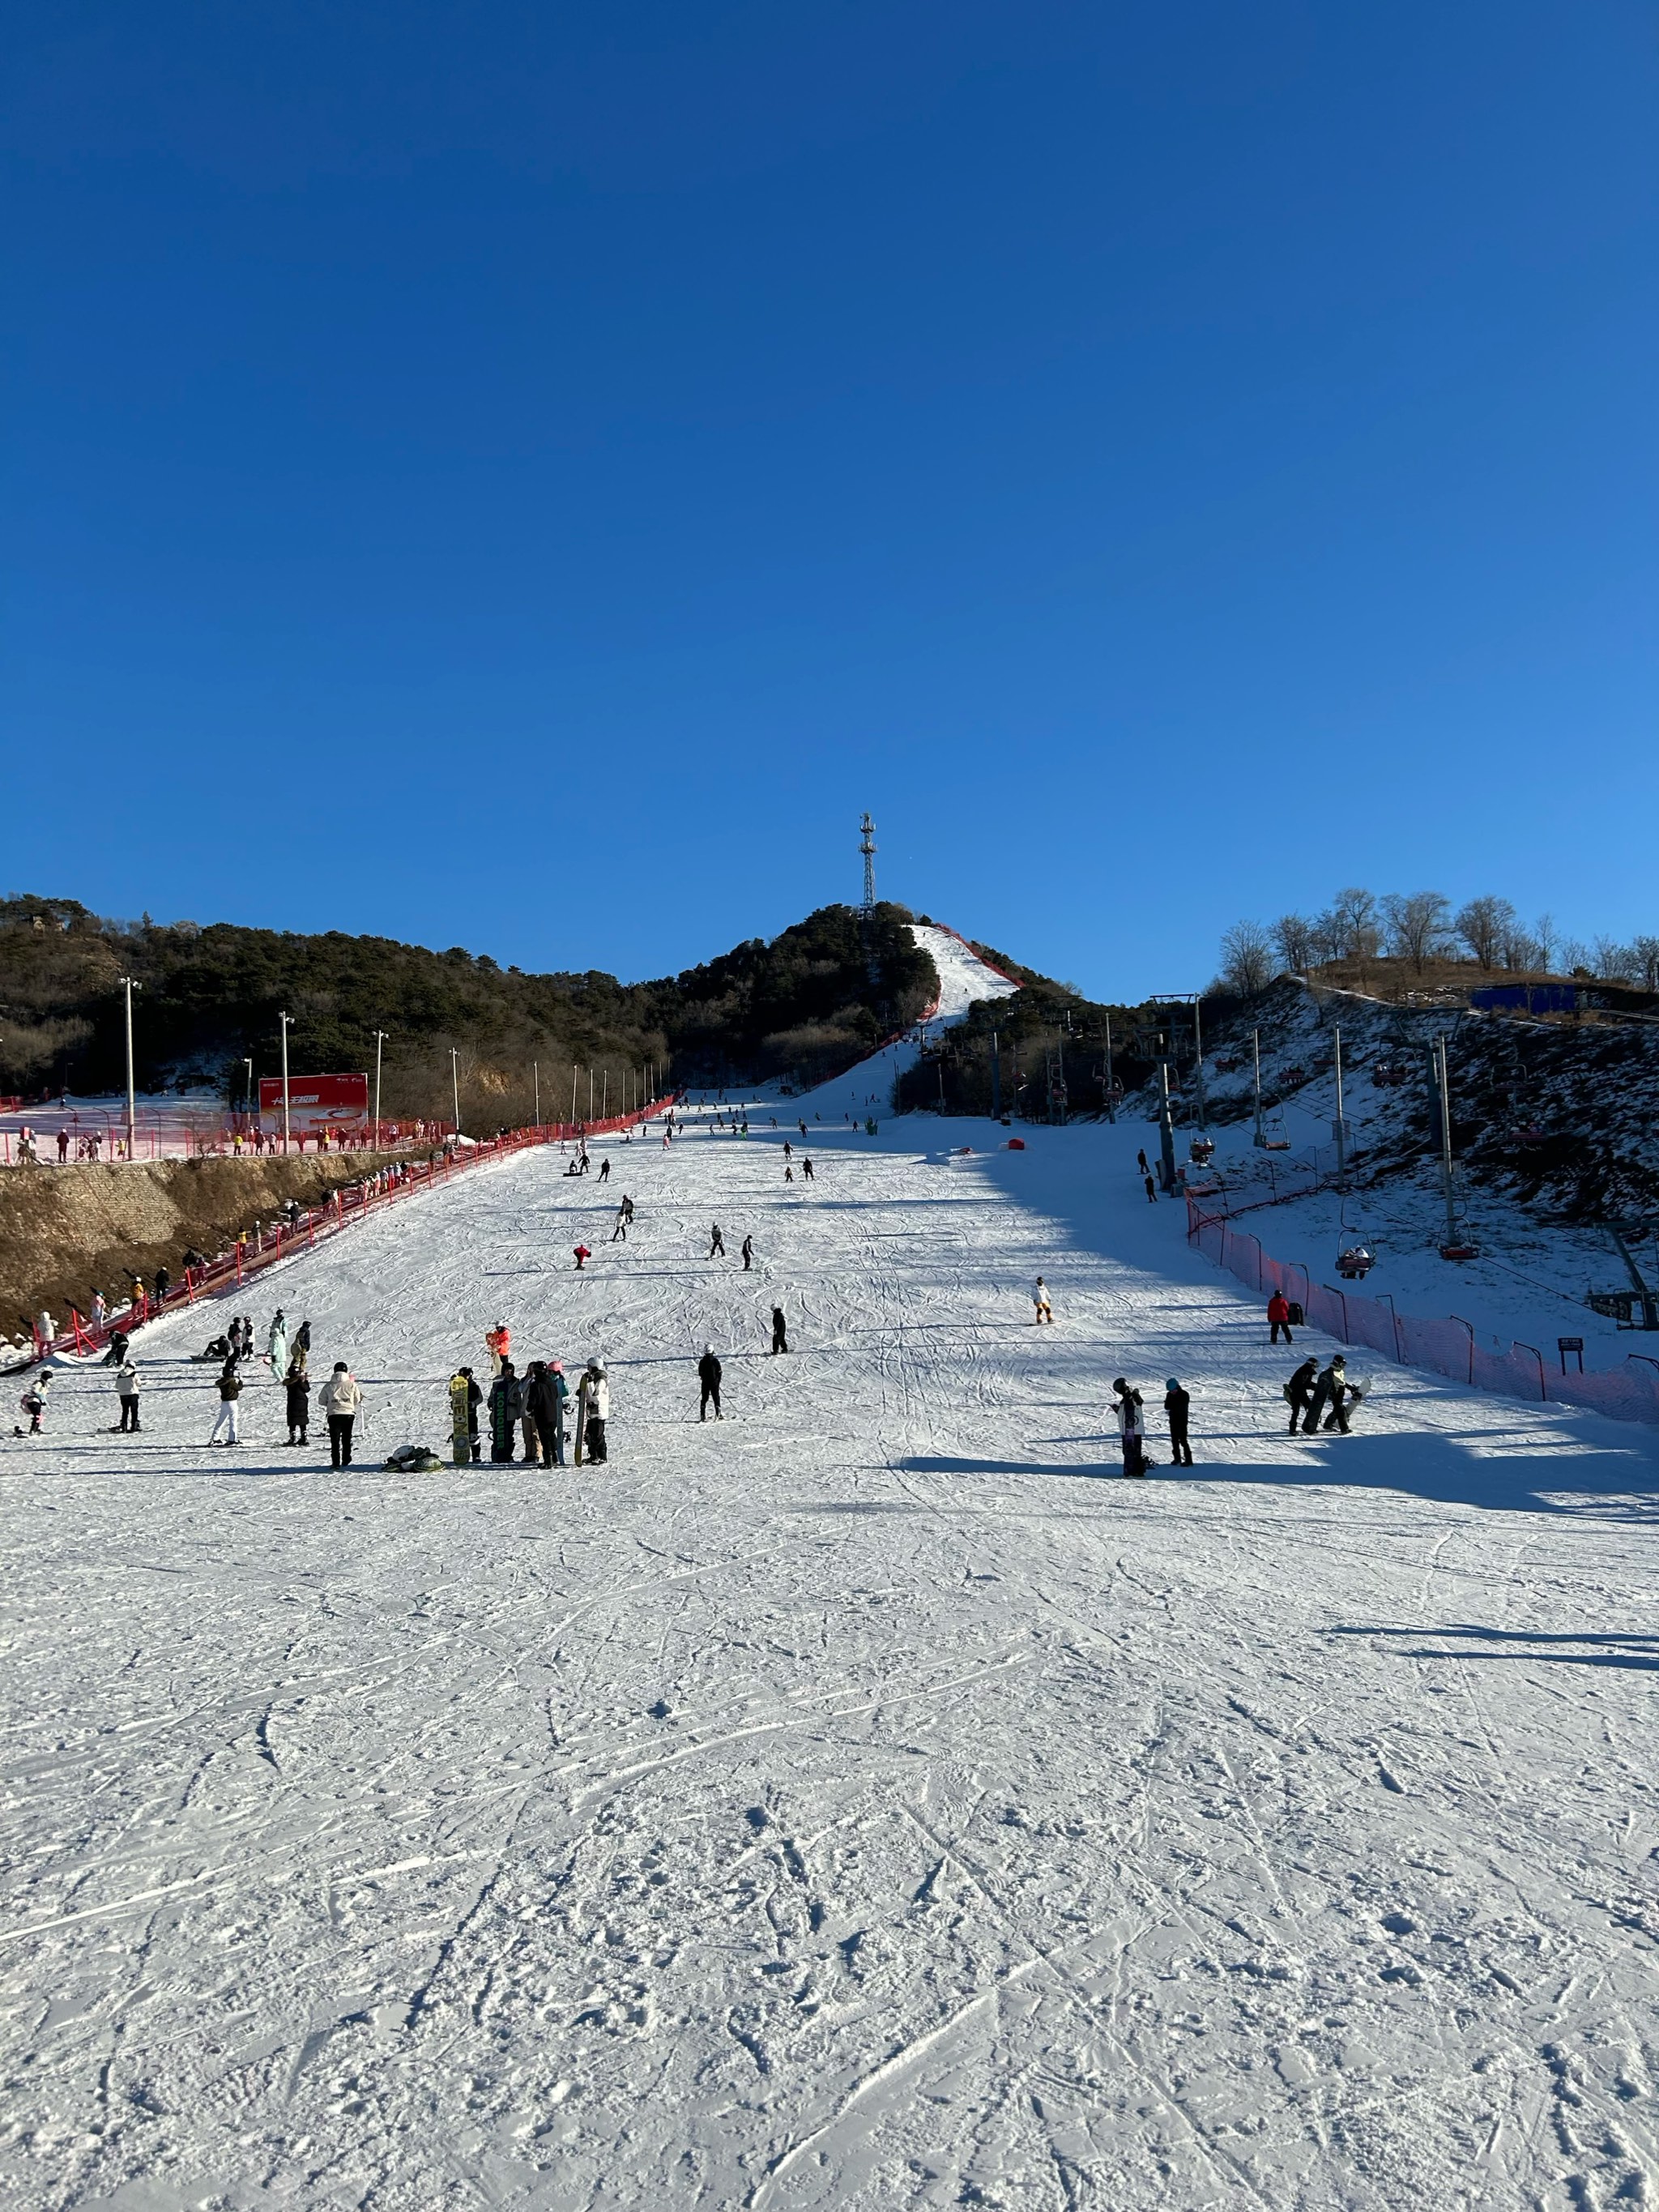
[574,1245,591,1271]
[1267,1292,1294,1345]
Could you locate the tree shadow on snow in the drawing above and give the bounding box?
[1329,1625,1659,1673]
[900,1425,1659,1521]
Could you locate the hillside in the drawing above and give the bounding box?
[0,895,937,1123]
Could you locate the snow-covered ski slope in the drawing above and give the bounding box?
[769,925,1018,1124]
[4,1058,1659,2206]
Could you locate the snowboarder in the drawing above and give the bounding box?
[1310,1355,1352,1434]
[15,1371,52,1434]
[208,1361,242,1447]
[709,1225,726,1259]
[802,1158,814,1181]
[321,1362,362,1467]
[487,1362,522,1463]
[577,1360,609,1464]
[573,1245,591,1271]
[525,1360,566,1468]
[101,1326,130,1369]
[1143,1174,1157,1203]
[116,1357,143,1433]
[284,1360,311,1445]
[1284,1357,1319,1434]
[1033,1276,1053,1324]
[1111,1379,1149,1476]
[698,1344,723,1421]
[1163,1377,1192,1466]
[449,1367,482,1465]
[1268,1292,1293,1345]
[740,1234,753,1270]
[295,1318,312,1361]
[611,1204,629,1243]
[1137,1149,1149,1176]
[783,1139,792,1159]
[486,1322,510,1376]
[599,1157,610,1182]
[784,1164,793,1182]
[1324,1371,1368,1431]
[771,1306,789,1356]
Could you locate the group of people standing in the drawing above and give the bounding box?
[458,1324,608,1467]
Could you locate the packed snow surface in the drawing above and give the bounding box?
[4,1074,1658,2206]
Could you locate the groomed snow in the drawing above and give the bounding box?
[3,1065,1658,2206]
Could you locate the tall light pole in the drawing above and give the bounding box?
[588,1066,594,1121]
[244,1056,254,1123]
[1333,1024,1346,1192]
[278,1011,292,1152]
[1102,1014,1115,1124]
[533,1060,540,1126]
[372,1029,388,1143]
[119,976,139,1159]
[602,1070,608,1120]
[570,1064,578,1128]
[1192,998,1208,1132]
[450,1048,463,1134]
[1252,1027,1264,1147]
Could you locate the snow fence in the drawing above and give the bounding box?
[1187,1202,1659,1427]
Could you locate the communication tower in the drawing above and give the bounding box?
[859,813,876,915]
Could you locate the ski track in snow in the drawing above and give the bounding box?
[2,935,1658,2208]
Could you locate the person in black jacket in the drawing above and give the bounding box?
[1163,1378,1192,1466]
[1285,1357,1319,1435]
[523,1361,565,1468]
[698,1344,723,1420]
[770,1306,788,1356]
[487,1362,522,1463]
[284,1360,311,1445]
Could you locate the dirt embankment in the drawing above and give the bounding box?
[0,1155,409,1339]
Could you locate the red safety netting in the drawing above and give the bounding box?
[1188,1197,1659,1426]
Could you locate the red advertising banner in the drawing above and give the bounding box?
[259,1073,369,1133]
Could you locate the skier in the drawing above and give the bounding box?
[519,1359,548,1463]
[284,1359,311,1446]
[1143,1174,1158,1203]
[771,1305,789,1356]
[1284,1356,1319,1434]
[599,1158,610,1183]
[698,1343,723,1421]
[208,1361,242,1447]
[741,1234,754,1271]
[1137,1149,1149,1176]
[709,1225,726,1259]
[116,1356,143,1433]
[783,1140,791,1159]
[268,1308,288,1377]
[577,1360,609,1464]
[802,1158,814,1181]
[525,1360,566,1468]
[486,1322,510,1376]
[321,1362,363,1467]
[448,1367,483,1464]
[784,1164,793,1183]
[573,1244,591,1271]
[1111,1379,1149,1477]
[1163,1378,1192,1466]
[1033,1276,1053,1324]
[487,1361,522,1463]
[1268,1292,1293,1345]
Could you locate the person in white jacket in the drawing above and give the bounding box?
[321,1362,364,1469]
[576,1360,609,1465]
[116,1358,143,1433]
[267,1309,288,1377]
[1033,1277,1053,1324]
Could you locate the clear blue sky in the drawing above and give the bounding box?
[3,2,1655,998]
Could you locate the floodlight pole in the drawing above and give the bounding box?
[120,976,139,1158]
[1252,1027,1264,1147]
[1193,998,1208,1131]
[372,1030,388,1144]
[1333,1025,1346,1191]
[533,1060,540,1126]
[451,1048,463,1135]
[279,1010,292,1153]
[1435,1034,1456,1246]
[1158,1061,1177,1193]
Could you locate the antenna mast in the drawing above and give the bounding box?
[859,812,876,914]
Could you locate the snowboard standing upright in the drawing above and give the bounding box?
[449,1373,474,1467]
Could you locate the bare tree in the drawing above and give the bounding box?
[1327,888,1382,960]
[1381,891,1452,973]
[1533,913,1557,971]
[1218,920,1275,997]
[1633,934,1659,993]
[1454,895,1515,970]
[1271,913,1315,971]
[1593,936,1636,983]
[1559,937,1590,976]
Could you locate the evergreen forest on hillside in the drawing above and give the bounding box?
[0,896,937,1125]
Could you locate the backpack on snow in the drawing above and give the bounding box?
[1286,1301,1305,1327]
[383,1441,445,1472]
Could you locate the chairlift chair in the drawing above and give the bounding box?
[1337,1244,1375,1281]
[1189,1136,1214,1166]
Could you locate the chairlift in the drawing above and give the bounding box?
[1256,1102,1291,1151]
[1188,1135,1214,1166]
[1282,1064,1308,1089]
[1371,1060,1409,1088]
[1337,1244,1375,1281]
